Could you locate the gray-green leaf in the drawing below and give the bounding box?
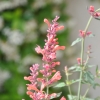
[68,95,94,100]
[50,92,62,99]
[71,38,82,46]
[53,82,66,88]
[88,34,95,37]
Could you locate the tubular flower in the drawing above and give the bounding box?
[89,6,100,18]
[24,16,65,100]
[60,96,66,100]
[35,16,65,62]
[77,58,81,65]
[79,30,91,38]
[24,64,39,85]
[48,71,62,85]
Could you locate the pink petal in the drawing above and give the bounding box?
[89,6,94,12]
[56,26,64,31]
[60,96,66,100]
[44,18,50,27]
[35,46,43,54]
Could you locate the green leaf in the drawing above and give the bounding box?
[95,96,100,100]
[87,71,94,80]
[83,98,94,100]
[68,95,94,100]
[68,94,77,100]
[71,79,80,84]
[83,71,95,86]
[87,65,95,68]
[68,66,77,71]
[95,17,100,20]
[88,34,95,37]
[53,82,66,88]
[96,66,99,73]
[74,66,81,72]
[71,38,82,46]
[68,65,81,72]
[50,92,62,99]
[93,83,100,89]
[95,65,100,78]
[66,79,80,86]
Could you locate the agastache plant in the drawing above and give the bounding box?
[60,6,100,100]
[24,6,100,100]
[24,16,66,100]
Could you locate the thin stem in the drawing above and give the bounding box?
[77,15,93,100]
[84,16,92,32]
[77,8,100,100]
[46,78,49,100]
[67,75,72,97]
[84,55,89,67]
[83,85,91,99]
[77,38,84,100]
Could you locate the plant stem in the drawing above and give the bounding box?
[77,16,93,100]
[67,75,72,97]
[77,38,84,100]
[84,16,92,32]
[83,85,91,99]
[77,8,100,100]
[84,55,89,67]
[46,78,49,100]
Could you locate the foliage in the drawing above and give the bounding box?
[0,0,69,100]
[54,6,100,100]
[23,5,100,100]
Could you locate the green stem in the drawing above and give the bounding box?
[84,55,89,67]
[77,38,84,100]
[67,75,72,98]
[77,8,100,100]
[77,16,93,100]
[84,16,92,32]
[83,85,91,99]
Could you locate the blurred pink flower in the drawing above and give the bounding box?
[89,6,100,18]
[60,96,66,100]
[24,16,65,100]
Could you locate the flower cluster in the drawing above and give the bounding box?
[79,6,100,38]
[89,6,100,18]
[23,5,100,100]
[79,30,91,38]
[24,16,66,100]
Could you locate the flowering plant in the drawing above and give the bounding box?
[24,6,100,100]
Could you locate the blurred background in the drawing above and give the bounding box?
[0,0,100,100]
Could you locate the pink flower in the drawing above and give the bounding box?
[24,16,65,100]
[53,45,65,51]
[44,18,50,27]
[37,78,47,91]
[35,46,43,54]
[77,58,81,65]
[79,30,92,38]
[38,16,65,62]
[48,93,57,99]
[49,71,61,84]
[27,84,39,92]
[86,31,92,36]
[49,52,56,59]
[79,30,85,38]
[56,26,64,31]
[27,91,45,100]
[24,64,39,84]
[89,6,94,12]
[88,6,100,18]
[60,96,66,100]
[65,66,68,72]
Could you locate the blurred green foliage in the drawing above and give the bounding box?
[0,0,69,99]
